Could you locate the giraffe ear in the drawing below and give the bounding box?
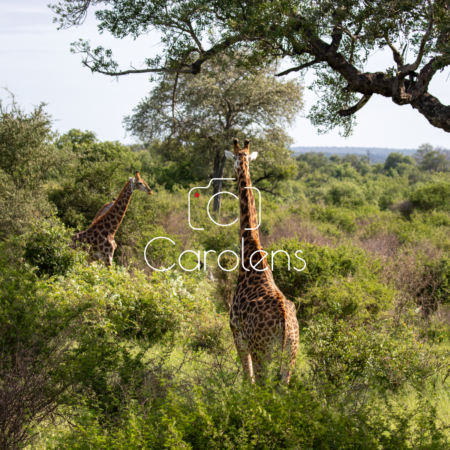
[249,152,258,161]
[224,150,235,160]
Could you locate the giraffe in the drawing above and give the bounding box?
[90,199,115,224]
[72,172,153,266]
[224,138,299,384]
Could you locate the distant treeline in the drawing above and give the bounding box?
[292,146,418,164]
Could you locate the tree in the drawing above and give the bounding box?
[414,143,450,171]
[0,95,58,238]
[124,56,303,210]
[384,152,416,171]
[51,0,450,136]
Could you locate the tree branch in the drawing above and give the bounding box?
[186,20,204,52]
[338,93,372,117]
[328,22,343,54]
[400,0,434,74]
[385,34,404,67]
[275,59,319,77]
[255,186,286,199]
[82,64,193,76]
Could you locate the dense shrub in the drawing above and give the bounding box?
[326,180,366,208]
[0,98,57,237]
[309,205,357,233]
[50,376,448,450]
[410,181,450,212]
[305,317,448,390]
[268,238,393,322]
[23,219,84,277]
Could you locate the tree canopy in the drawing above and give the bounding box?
[51,0,450,135]
[124,56,303,208]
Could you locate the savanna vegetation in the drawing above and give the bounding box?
[3,89,450,450]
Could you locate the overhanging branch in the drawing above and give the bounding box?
[254,186,286,199]
[275,59,319,77]
[338,93,373,117]
[84,65,193,76]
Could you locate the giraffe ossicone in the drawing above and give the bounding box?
[71,171,153,266]
[227,138,300,385]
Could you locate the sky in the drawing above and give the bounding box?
[1,0,449,149]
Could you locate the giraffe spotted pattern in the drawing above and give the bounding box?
[225,139,299,384]
[71,171,153,266]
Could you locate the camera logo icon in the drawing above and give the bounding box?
[188,178,261,231]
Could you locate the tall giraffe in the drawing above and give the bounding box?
[72,172,153,266]
[225,139,299,384]
[90,199,115,224]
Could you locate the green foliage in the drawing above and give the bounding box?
[326,180,366,208]
[23,218,84,277]
[384,152,416,171]
[49,129,136,229]
[306,317,447,390]
[0,95,58,188]
[51,376,449,450]
[310,205,357,233]
[53,0,450,138]
[40,266,209,342]
[0,96,57,237]
[268,239,393,322]
[410,181,450,212]
[124,55,302,193]
[36,265,213,416]
[414,144,450,172]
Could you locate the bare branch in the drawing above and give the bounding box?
[186,21,204,52]
[385,34,404,67]
[82,64,193,76]
[254,186,286,199]
[172,50,196,130]
[400,0,434,74]
[275,59,319,77]
[338,93,372,117]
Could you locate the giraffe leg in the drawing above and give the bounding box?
[233,333,254,383]
[101,241,115,266]
[279,337,298,384]
[279,319,299,384]
[250,342,272,385]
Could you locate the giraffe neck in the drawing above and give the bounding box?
[237,162,271,278]
[90,180,134,235]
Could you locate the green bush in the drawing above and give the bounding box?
[23,219,84,277]
[37,266,214,415]
[268,239,393,322]
[309,205,357,233]
[305,317,447,390]
[410,181,450,212]
[302,277,394,322]
[51,376,448,450]
[326,180,366,207]
[39,266,210,342]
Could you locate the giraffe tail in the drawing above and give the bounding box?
[277,294,288,381]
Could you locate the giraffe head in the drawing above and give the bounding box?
[224,138,258,174]
[130,171,153,194]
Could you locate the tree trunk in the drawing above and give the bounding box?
[213,152,227,212]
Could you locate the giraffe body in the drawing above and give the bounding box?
[91,199,115,224]
[71,172,152,266]
[225,139,299,384]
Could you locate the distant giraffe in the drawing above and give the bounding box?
[72,172,153,266]
[225,138,299,384]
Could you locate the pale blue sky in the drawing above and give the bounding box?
[1,0,449,149]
